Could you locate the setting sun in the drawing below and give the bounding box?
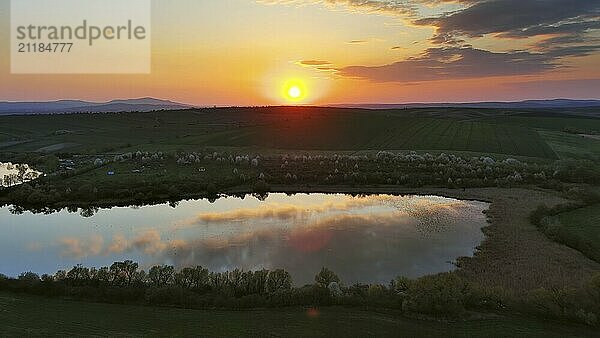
[281,79,308,103]
[288,86,301,99]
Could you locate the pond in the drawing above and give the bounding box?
[0,193,489,285]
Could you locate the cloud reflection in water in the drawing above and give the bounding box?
[2,194,488,284]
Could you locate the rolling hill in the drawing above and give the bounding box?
[0,98,193,115]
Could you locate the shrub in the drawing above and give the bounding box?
[575,309,598,326]
[206,183,218,195]
[266,269,292,293]
[391,276,411,295]
[402,273,470,316]
[145,287,198,307]
[367,284,388,298]
[291,285,333,306]
[315,267,340,287]
[0,273,7,290]
[18,271,40,285]
[252,181,270,194]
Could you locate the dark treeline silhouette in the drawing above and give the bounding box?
[1,262,600,325]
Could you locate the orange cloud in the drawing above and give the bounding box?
[107,233,128,255]
[299,60,331,66]
[58,235,103,259]
[105,230,167,256]
[189,195,470,226]
[55,195,481,262]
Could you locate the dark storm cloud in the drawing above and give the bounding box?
[262,0,598,42]
[415,0,600,44]
[497,21,600,39]
[337,1,599,82]
[267,1,598,82]
[338,46,556,82]
[543,45,600,58]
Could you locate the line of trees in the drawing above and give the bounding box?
[1,262,600,325]
[3,147,600,212]
[45,261,294,296]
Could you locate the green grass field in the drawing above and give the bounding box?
[482,114,600,134]
[4,107,594,159]
[539,131,600,161]
[0,292,596,337]
[549,205,600,262]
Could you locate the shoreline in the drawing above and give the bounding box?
[260,186,600,292]
[2,184,599,293]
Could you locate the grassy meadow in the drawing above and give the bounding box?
[1,292,597,337]
[547,205,600,262]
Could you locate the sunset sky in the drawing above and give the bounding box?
[0,0,599,105]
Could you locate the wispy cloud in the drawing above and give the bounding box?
[298,60,331,66]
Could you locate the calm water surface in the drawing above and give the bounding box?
[0,193,488,284]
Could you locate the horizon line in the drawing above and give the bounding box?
[1,96,600,107]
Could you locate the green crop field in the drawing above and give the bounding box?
[539,131,600,161]
[482,114,600,133]
[2,107,590,159]
[0,292,596,337]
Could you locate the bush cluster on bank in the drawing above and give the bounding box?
[1,262,599,326]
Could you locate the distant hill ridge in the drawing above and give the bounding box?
[0,98,193,115]
[331,99,600,109]
[1,98,599,115]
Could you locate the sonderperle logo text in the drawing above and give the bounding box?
[10,0,151,74]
